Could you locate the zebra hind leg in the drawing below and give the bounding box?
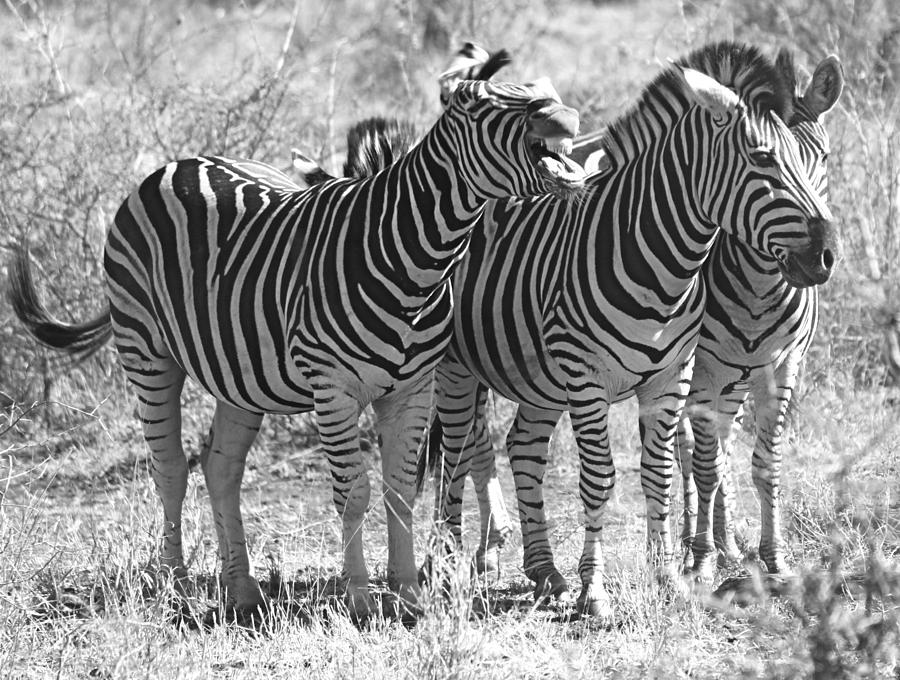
[122,356,190,592]
[372,376,433,617]
[313,386,373,620]
[199,400,266,613]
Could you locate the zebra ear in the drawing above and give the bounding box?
[675,66,742,118]
[803,55,844,118]
[291,148,330,187]
[291,149,318,174]
[439,42,492,109]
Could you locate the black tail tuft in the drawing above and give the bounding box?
[8,249,112,359]
[415,413,443,496]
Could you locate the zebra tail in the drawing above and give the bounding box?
[8,249,112,360]
[415,413,443,496]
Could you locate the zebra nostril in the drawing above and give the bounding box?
[822,248,835,271]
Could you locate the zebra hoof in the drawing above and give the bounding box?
[762,554,791,576]
[221,575,267,612]
[690,556,717,585]
[576,585,613,621]
[345,582,375,623]
[475,546,502,579]
[532,569,569,603]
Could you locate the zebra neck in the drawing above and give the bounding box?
[596,124,722,288]
[360,126,487,301]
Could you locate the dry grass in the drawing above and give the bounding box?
[2,0,900,677]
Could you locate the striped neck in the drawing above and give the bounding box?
[593,102,723,282]
[356,114,491,306]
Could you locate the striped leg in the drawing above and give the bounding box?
[749,359,799,574]
[467,389,513,577]
[508,405,568,603]
[121,356,189,584]
[199,401,265,610]
[567,387,613,617]
[634,362,691,589]
[690,385,744,581]
[434,360,479,555]
[676,416,698,569]
[312,386,373,618]
[712,401,744,563]
[372,374,433,611]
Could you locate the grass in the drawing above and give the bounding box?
[2,0,900,677]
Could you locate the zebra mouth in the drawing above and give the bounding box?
[776,251,833,288]
[529,136,586,189]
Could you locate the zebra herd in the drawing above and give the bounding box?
[9,39,843,622]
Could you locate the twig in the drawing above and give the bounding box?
[326,40,348,175]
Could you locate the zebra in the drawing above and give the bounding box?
[288,45,520,578]
[295,43,841,620]
[675,50,843,581]
[421,49,845,584]
[293,134,518,578]
[429,41,839,619]
[8,70,585,619]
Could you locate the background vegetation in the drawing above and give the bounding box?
[1,0,899,677]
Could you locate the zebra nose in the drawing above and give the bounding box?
[810,217,841,271]
[527,100,580,140]
[805,216,841,280]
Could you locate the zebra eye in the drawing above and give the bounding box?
[750,149,777,167]
[821,152,830,163]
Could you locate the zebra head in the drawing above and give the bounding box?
[439,77,586,200]
[669,42,840,287]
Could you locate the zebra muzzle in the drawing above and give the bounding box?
[778,217,841,287]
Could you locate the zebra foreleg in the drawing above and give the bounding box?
[199,401,266,612]
[433,362,481,560]
[372,375,433,615]
[507,405,566,604]
[567,389,614,619]
[634,368,690,593]
[688,384,743,581]
[711,394,746,565]
[749,359,798,575]
[313,388,373,620]
[675,416,698,569]
[468,388,513,578]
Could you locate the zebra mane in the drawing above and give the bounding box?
[607,41,794,146]
[342,117,419,179]
[343,46,511,180]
